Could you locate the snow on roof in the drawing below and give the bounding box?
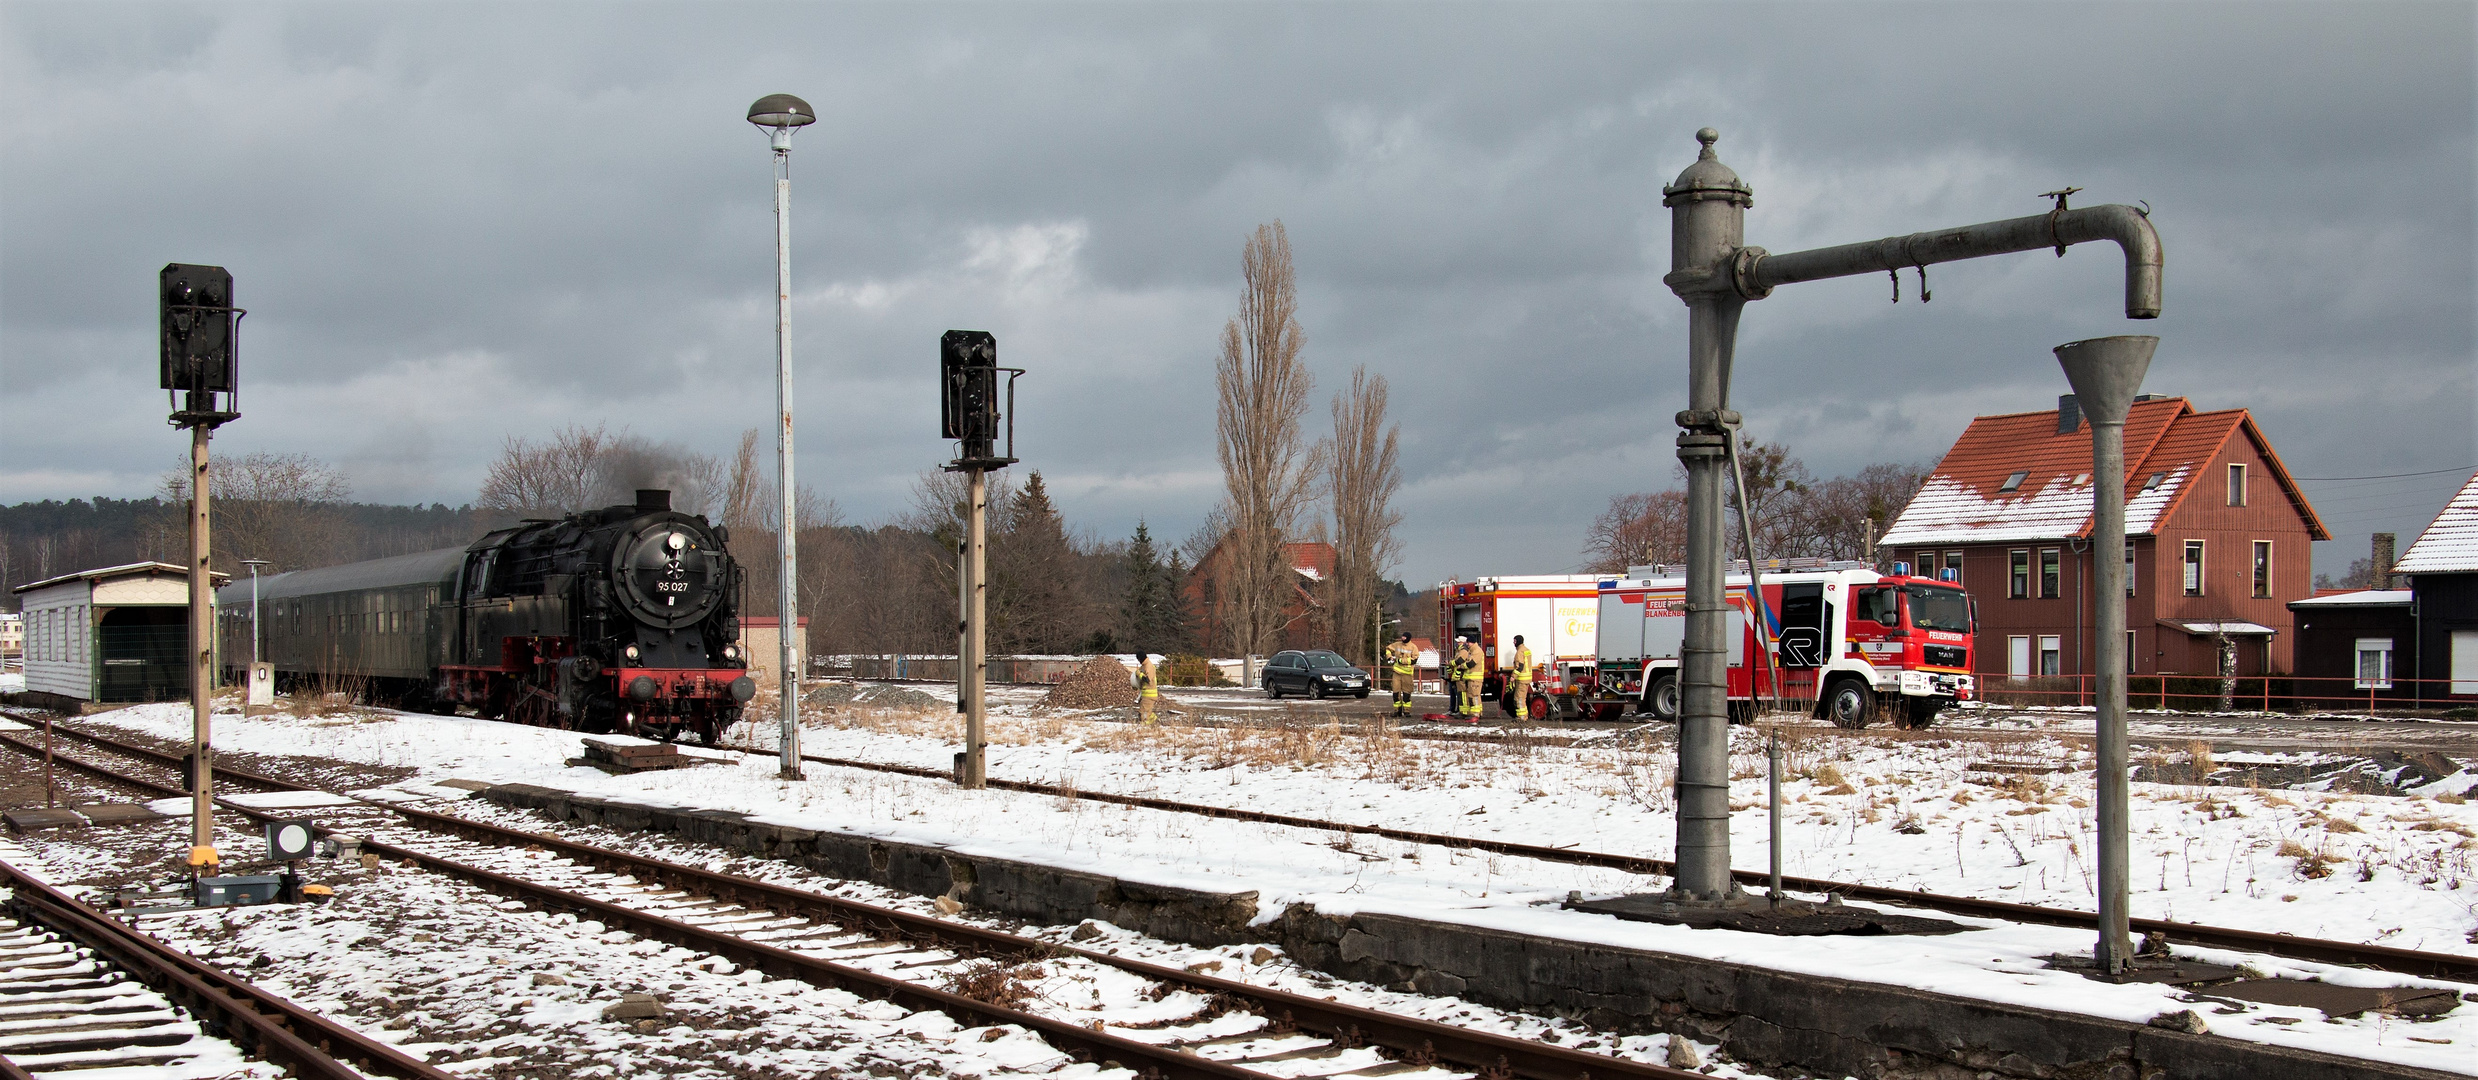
[1880,397,2327,546]
[2164,619,2277,635]
[11,561,226,594]
[2288,589,2413,608]
[2392,471,2478,574]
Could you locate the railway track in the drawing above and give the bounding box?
[0,850,450,1080]
[1,725,1708,1080]
[19,717,2476,984]
[702,739,2478,982]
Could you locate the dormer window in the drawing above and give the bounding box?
[2143,472,2166,491]
[1998,471,2029,493]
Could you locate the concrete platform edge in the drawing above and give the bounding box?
[479,783,2457,1080]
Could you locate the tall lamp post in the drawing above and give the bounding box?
[749,93,815,782]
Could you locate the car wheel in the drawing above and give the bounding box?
[1353,689,1370,699]
[1823,679,1874,730]
[1310,682,1328,700]
[1267,680,1283,699]
[1644,673,1680,722]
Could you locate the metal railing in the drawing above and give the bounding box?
[1973,672,2476,714]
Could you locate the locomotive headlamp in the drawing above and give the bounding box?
[624,644,641,662]
[723,644,739,660]
[668,533,687,551]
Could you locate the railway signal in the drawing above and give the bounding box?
[939,330,1022,789]
[161,262,244,871]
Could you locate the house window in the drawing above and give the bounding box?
[2144,472,2166,492]
[2039,549,2061,599]
[1998,471,2029,493]
[2227,463,2247,507]
[2251,541,2272,598]
[2009,550,2031,599]
[2182,540,2205,596]
[2354,638,2393,689]
[2039,635,2062,677]
[2128,630,2139,671]
[1944,551,1964,584]
[2008,635,2031,683]
[2124,542,2137,596]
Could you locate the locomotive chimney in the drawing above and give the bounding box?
[636,489,671,512]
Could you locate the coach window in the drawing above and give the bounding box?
[2038,548,2061,599]
[2183,540,2206,596]
[2009,550,2030,599]
[2252,541,2273,598]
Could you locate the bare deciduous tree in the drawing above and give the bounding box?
[1327,366,1401,664]
[159,451,353,575]
[1585,489,1690,573]
[478,423,723,520]
[1213,220,1323,658]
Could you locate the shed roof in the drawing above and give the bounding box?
[13,561,226,595]
[2288,589,2413,609]
[2392,471,2478,575]
[1880,397,2328,546]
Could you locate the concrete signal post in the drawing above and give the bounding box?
[1655,129,2162,963]
[939,330,1021,789]
[748,93,816,782]
[161,263,245,863]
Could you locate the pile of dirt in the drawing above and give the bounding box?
[1042,657,1139,709]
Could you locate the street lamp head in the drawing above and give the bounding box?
[748,94,816,150]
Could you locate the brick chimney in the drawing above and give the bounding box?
[2371,532,2397,589]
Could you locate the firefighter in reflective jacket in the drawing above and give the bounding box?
[1451,637,1486,720]
[1505,635,1534,719]
[1135,653,1161,724]
[1384,632,1420,717]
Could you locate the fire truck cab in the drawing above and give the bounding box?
[1596,562,1976,729]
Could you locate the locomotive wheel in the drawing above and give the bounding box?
[1643,674,1680,722]
[1823,679,1874,730]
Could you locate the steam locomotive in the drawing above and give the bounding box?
[216,489,756,742]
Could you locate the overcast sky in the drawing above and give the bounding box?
[3,1,2471,586]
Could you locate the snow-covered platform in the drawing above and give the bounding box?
[480,781,2465,1080]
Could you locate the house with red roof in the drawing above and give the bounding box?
[1180,536,1336,657]
[1880,395,2327,682]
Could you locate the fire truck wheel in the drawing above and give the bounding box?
[1823,679,1874,730]
[1644,674,1680,722]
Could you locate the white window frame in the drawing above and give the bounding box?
[2228,463,2247,507]
[2009,550,2030,599]
[2251,540,2273,598]
[2127,629,2139,671]
[1944,551,1964,584]
[2038,635,2062,677]
[2008,635,2031,683]
[2039,548,2061,599]
[2182,540,2205,596]
[2354,637,2394,690]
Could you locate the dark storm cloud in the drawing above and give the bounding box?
[3,2,2469,585]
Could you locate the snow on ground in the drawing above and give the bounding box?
[72,693,2478,1073]
[0,672,25,693]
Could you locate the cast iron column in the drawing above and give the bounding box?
[2056,335,2158,971]
[1662,129,1752,900]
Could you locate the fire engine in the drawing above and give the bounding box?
[1596,562,1976,729]
[1436,575,1631,721]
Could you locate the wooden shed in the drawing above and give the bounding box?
[12,562,226,708]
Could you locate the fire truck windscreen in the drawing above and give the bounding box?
[1904,585,1972,631]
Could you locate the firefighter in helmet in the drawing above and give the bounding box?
[1451,636,1487,720]
[1505,634,1534,720]
[1384,631,1420,717]
[1135,653,1161,725]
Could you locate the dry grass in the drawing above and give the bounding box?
[938,960,1045,1010]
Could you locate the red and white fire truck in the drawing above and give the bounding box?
[1436,576,1622,720]
[1595,562,1977,729]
